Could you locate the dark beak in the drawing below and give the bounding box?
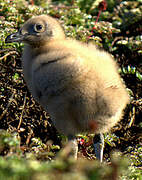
[5,31,24,43]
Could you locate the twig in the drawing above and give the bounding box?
[17,93,27,130]
[88,0,107,39]
[30,0,34,5]
[0,63,22,73]
[132,98,142,106]
[0,91,16,120]
[26,129,33,145]
[0,62,8,69]
[128,106,135,128]
[0,51,19,61]
[0,48,16,53]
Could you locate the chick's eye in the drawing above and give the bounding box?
[34,24,43,32]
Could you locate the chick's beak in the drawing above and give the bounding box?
[5,31,24,43]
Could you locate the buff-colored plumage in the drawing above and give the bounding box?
[5,15,129,161]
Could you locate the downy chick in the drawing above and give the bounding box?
[5,15,129,161]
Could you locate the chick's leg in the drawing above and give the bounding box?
[93,133,104,162]
[60,135,78,159]
[67,135,78,159]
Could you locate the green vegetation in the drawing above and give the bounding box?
[0,0,141,179]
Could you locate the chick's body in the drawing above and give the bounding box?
[5,15,129,160]
[22,38,129,136]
